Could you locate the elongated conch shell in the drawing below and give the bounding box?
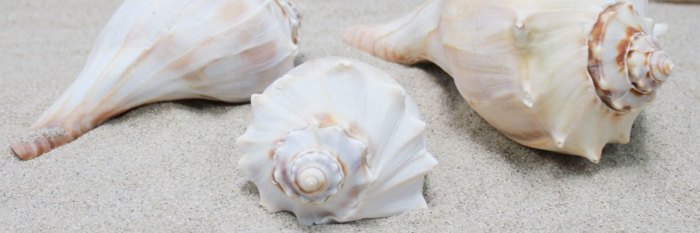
[11,0,301,160]
[344,0,673,163]
[237,57,438,225]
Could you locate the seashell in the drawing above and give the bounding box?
[11,0,301,160]
[236,57,438,225]
[344,0,673,163]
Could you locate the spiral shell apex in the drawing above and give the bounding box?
[587,1,672,112]
[237,57,438,225]
[344,0,674,163]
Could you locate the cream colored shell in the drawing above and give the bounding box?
[344,0,673,163]
[237,57,438,225]
[11,0,300,160]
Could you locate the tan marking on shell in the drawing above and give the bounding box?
[168,54,194,72]
[273,0,301,44]
[346,122,364,141]
[644,51,652,67]
[150,34,178,62]
[616,37,631,71]
[271,167,285,192]
[346,186,363,205]
[661,61,672,76]
[268,148,276,159]
[337,155,348,180]
[184,68,207,82]
[273,163,290,191]
[503,129,549,143]
[216,0,248,22]
[630,88,645,96]
[241,41,279,66]
[315,113,337,127]
[587,2,645,112]
[10,127,74,160]
[616,28,640,71]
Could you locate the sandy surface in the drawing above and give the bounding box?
[1,0,698,232]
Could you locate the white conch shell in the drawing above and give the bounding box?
[11,0,300,160]
[344,0,674,163]
[237,57,438,225]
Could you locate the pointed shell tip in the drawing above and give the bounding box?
[10,143,34,161]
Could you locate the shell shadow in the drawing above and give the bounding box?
[413,62,650,175]
[294,53,309,66]
[106,99,246,126]
[422,174,434,206]
[242,181,260,196]
[173,99,246,115]
[240,181,304,226]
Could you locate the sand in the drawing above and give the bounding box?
[1,0,698,232]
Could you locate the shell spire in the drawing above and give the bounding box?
[344,0,673,163]
[237,57,437,225]
[587,1,672,112]
[11,0,301,160]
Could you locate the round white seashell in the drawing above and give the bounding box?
[344,0,674,163]
[237,57,438,225]
[11,0,301,160]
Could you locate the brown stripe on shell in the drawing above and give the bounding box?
[661,61,672,76]
[315,113,337,127]
[10,127,76,160]
[616,37,631,71]
[587,2,638,112]
[644,51,652,67]
[502,129,549,143]
[268,148,276,159]
[273,0,301,44]
[273,162,291,194]
[616,28,641,71]
[337,153,348,180]
[629,87,647,97]
[271,167,285,192]
[587,4,618,106]
[588,2,626,60]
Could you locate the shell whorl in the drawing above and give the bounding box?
[588,2,673,112]
[274,0,301,44]
[271,126,367,204]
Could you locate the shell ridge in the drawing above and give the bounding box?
[362,85,409,172]
[131,33,291,102]
[351,168,431,219]
[372,118,430,185]
[75,1,199,114]
[101,0,280,105]
[373,149,436,194]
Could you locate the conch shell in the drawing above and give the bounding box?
[344,0,673,163]
[237,57,438,225]
[11,0,301,160]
